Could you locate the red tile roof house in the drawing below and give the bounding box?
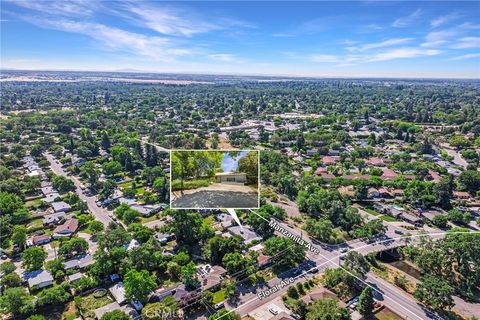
[381,168,397,180]
[31,234,51,246]
[426,170,442,183]
[365,157,386,167]
[320,172,336,182]
[314,167,327,175]
[321,156,340,166]
[453,191,471,200]
[53,218,79,239]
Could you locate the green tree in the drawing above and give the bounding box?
[458,170,480,194]
[414,276,454,311]
[11,225,27,250]
[357,286,374,317]
[37,285,71,307]
[0,261,16,274]
[124,269,157,303]
[264,236,306,271]
[89,220,104,235]
[180,262,199,289]
[21,246,47,271]
[342,251,370,280]
[208,309,240,320]
[306,298,351,320]
[237,151,258,185]
[101,310,130,320]
[0,287,33,315]
[142,296,179,320]
[432,215,448,228]
[0,273,23,288]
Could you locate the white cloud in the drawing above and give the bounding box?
[208,54,237,62]
[421,29,458,47]
[120,3,218,37]
[450,37,480,49]
[370,47,441,61]
[32,18,189,61]
[116,2,253,37]
[449,53,480,60]
[459,22,480,29]
[5,0,96,17]
[430,12,461,28]
[347,38,414,52]
[392,9,423,28]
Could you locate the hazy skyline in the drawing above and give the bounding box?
[1,1,479,78]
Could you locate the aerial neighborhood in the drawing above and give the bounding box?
[0,72,479,320]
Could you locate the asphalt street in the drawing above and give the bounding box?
[44,153,116,227]
[172,190,259,208]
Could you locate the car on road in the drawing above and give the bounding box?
[268,306,279,315]
[394,230,404,235]
[347,296,359,309]
[340,247,348,253]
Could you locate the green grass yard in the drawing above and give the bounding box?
[363,208,398,222]
[212,288,227,303]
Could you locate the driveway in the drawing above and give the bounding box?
[172,183,258,208]
[172,190,258,208]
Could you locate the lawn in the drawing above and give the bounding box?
[363,208,398,222]
[25,198,43,209]
[76,291,113,318]
[213,288,227,303]
[374,307,404,320]
[27,217,44,229]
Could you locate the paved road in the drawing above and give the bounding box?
[172,190,258,208]
[140,137,170,152]
[44,153,116,227]
[226,213,445,319]
[440,143,468,169]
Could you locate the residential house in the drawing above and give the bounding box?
[227,226,262,245]
[197,264,226,291]
[51,201,72,213]
[94,302,139,320]
[42,193,61,203]
[381,168,397,180]
[63,254,94,271]
[110,282,127,305]
[215,213,234,229]
[215,172,247,184]
[43,212,68,225]
[25,270,54,289]
[257,254,272,269]
[154,232,175,245]
[67,272,84,283]
[30,234,50,246]
[53,218,78,238]
[301,288,344,306]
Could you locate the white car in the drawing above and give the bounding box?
[268,306,279,315]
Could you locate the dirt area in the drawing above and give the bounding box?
[173,183,256,197]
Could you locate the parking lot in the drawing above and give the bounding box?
[248,297,289,320]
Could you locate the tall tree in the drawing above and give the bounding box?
[357,286,374,317]
[124,269,157,303]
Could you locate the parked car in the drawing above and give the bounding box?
[268,306,279,315]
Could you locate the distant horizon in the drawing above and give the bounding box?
[1,68,479,81]
[1,1,479,78]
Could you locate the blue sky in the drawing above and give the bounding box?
[222,151,247,173]
[1,1,479,78]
